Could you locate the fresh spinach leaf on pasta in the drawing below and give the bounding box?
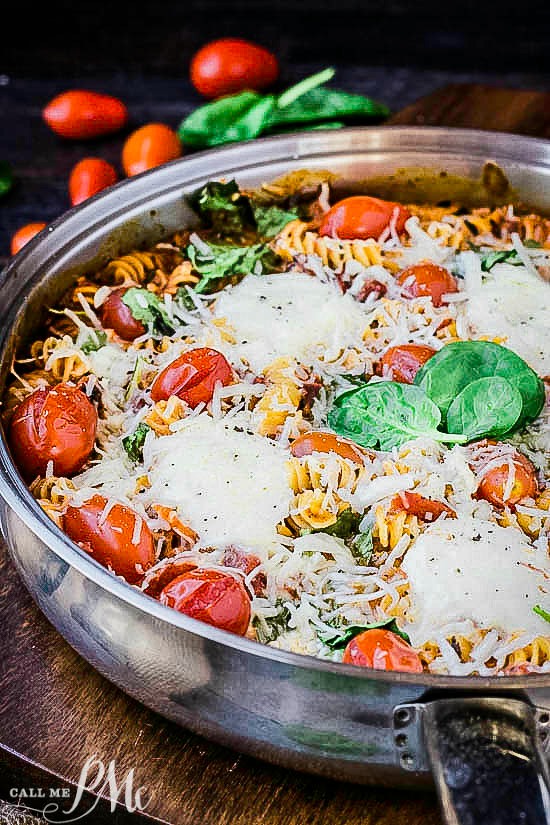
[328,381,466,450]
[187,238,280,293]
[446,376,523,441]
[414,340,545,428]
[188,179,252,235]
[122,423,150,463]
[80,330,107,354]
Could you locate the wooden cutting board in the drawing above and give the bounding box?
[1,83,549,825]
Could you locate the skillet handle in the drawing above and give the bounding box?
[421,697,550,825]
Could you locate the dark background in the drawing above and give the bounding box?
[2,0,550,260]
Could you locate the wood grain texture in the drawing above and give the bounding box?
[388,83,550,137]
[2,80,550,824]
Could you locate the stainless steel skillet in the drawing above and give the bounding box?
[0,127,549,825]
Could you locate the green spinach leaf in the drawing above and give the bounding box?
[319,618,410,649]
[0,161,13,197]
[267,86,389,128]
[350,523,374,563]
[533,604,550,624]
[80,330,107,354]
[480,249,523,271]
[180,91,277,149]
[122,288,175,336]
[300,508,361,540]
[122,423,150,463]
[446,376,523,441]
[414,340,545,427]
[251,203,299,238]
[328,381,466,450]
[187,238,280,293]
[187,179,252,235]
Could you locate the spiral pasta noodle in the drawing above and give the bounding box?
[31,336,91,382]
[273,219,391,271]
[144,396,188,436]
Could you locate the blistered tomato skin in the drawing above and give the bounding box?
[477,451,538,508]
[343,629,423,673]
[10,222,47,255]
[8,384,97,481]
[378,344,437,384]
[397,262,458,308]
[150,347,233,407]
[159,568,251,635]
[190,38,279,99]
[99,288,146,341]
[43,90,128,139]
[319,196,411,241]
[290,430,367,465]
[69,157,118,206]
[122,124,182,177]
[64,494,156,584]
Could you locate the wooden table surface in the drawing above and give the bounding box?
[1,81,550,825]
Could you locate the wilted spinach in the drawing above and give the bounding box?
[253,600,291,644]
[300,508,361,540]
[350,523,374,563]
[122,288,175,336]
[80,330,107,354]
[186,238,281,293]
[122,423,150,463]
[319,618,410,649]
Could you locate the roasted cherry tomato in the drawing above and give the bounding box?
[319,196,411,241]
[99,287,146,341]
[68,157,117,206]
[390,491,456,522]
[290,430,367,465]
[64,494,155,584]
[397,262,458,308]
[10,222,47,255]
[122,123,182,177]
[222,546,266,596]
[8,383,97,480]
[190,38,279,99]
[43,90,128,139]
[150,347,233,407]
[343,629,423,673]
[476,451,538,508]
[377,344,437,384]
[159,568,251,635]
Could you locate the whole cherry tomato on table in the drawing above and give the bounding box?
[64,494,156,584]
[8,383,97,480]
[151,347,233,407]
[343,629,423,673]
[159,567,251,635]
[69,158,118,206]
[99,287,146,341]
[43,90,128,139]
[475,449,538,508]
[290,430,367,465]
[10,222,47,255]
[190,38,279,99]
[122,124,182,177]
[377,344,437,384]
[319,196,411,241]
[397,262,458,308]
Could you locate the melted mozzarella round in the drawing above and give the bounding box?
[212,272,369,373]
[401,517,549,645]
[144,415,292,551]
[463,261,550,376]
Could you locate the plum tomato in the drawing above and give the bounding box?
[64,494,156,584]
[10,222,47,255]
[319,196,410,241]
[99,287,146,341]
[8,383,97,480]
[190,38,279,99]
[150,347,233,407]
[69,157,117,206]
[476,450,538,508]
[343,629,423,673]
[397,262,458,308]
[159,568,251,635]
[290,430,367,464]
[122,123,182,177]
[377,344,437,384]
[43,90,128,139]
